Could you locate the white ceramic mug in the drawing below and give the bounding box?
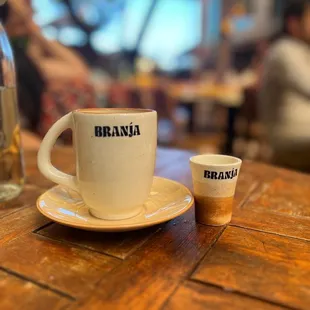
[38,108,157,220]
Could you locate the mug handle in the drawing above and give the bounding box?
[37,113,79,193]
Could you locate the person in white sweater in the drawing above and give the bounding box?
[260,0,310,171]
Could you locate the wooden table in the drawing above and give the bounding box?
[113,73,258,153]
[168,80,246,154]
[1,147,310,310]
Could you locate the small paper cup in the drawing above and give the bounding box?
[190,154,242,226]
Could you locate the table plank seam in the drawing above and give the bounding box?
[0,205,34,221]
[189,279,296,310]
[186,226,226,279]
[0,266,76,302]
[160,279,186,310]
[238,181,261,209]
[32,222,54,234]
[160,224,226,310]
[115,226,163,259]
[32,232,124,262]
[35,224,162,260]
[229,223,310,243]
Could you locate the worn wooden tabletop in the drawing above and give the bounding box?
[0,147,309,310]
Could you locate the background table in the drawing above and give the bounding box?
[0,147,310,309]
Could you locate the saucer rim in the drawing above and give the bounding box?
[36,176,194,232]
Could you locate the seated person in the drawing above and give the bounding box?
[6,0,90,83]
[260,0,310,171]
[4,0,96,143]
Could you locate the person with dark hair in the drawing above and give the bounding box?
[2,0,96,144]
[260,0,310,171]
[0,1,41,149]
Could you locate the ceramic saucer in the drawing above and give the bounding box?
[36,177,194,232]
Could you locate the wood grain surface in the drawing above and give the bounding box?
[37,224,160,259]
[192,226,310,309]
[0,233,120,298]
[164,281,288,310]
[0,270,71,310]
[74,220,223,310]
[0,148,309,309]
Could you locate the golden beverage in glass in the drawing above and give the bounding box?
[0,87,24,202]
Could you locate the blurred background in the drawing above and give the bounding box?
[3,0,305,168]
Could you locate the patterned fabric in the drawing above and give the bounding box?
[39,80,96,144]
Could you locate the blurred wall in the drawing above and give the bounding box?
[231,0,280,45]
